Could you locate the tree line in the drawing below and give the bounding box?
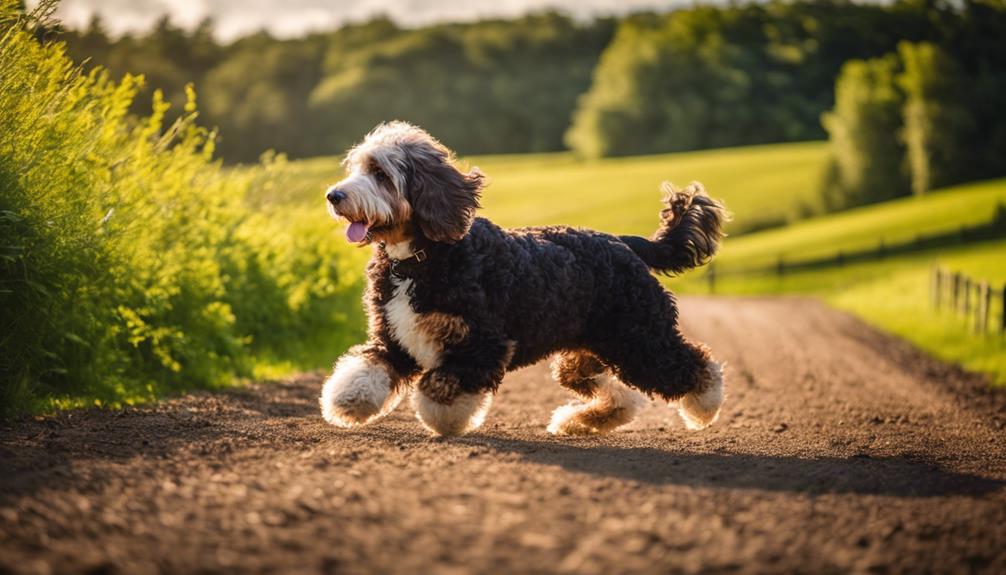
[58,1,1006,208]
[62,13,614,162]
[821,4,1006,208]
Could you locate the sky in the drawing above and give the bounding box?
[28,0,685,41]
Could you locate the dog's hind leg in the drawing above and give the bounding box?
[547,351,648,436]
[674,356,725,430]
[601,333,726,431]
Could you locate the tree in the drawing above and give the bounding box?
[202,37,326,160]
[821,54,910,209]
[897,42,973,195]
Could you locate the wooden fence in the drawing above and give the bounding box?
[705,202,1006,293]
[931,266,1006,335]
[771,202,1006,276]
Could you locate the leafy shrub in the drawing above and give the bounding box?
[0,2,364,419]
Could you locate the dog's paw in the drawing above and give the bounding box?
[414,391,493,437]
[548,377,648,436]
[677,361,725,430]
[320,355,402,427]
[547,402,598,435]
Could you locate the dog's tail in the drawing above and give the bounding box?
[619,182,727,275]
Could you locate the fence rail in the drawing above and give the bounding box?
[931,266,1006,335]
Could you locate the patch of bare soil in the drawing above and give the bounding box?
[1,297,1005,574]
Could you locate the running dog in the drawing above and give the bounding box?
[320,121,727,436]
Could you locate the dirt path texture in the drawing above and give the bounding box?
[1,296,1005,574]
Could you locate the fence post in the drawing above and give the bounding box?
[877,239,886,259]
[707,263,716,295]
[932,266,942,309]
[962,276,972,317]
[1001,283,1006,334]
[776,255,785,276]
[952,273,961,315]
[976,281,990,334]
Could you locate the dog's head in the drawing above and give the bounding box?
[326,122,484,245]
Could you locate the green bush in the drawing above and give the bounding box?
[0,2,365,419]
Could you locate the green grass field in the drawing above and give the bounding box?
[666,178,1006,295]
[474,142,827,235]
[262,141,829,236]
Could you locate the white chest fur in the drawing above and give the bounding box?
[384,278,441,370]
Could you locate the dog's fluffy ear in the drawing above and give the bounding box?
[404,143,483,243]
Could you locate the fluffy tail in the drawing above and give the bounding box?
[619,182,727,275]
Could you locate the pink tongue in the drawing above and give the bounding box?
[346,221,368,243]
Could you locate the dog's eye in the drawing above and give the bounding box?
[373,168,388,183]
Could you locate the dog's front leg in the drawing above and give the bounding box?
[320,343,418,428]
[413,336,514,437]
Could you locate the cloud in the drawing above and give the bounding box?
[29,0,678,41]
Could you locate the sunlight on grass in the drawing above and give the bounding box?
[716,178,1006,269]
[474,142,827,235]
[268,141,829,237]
[829,241,1006,385]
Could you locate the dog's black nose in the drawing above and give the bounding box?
[326,188,347,204]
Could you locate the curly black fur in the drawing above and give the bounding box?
[356,211,722,403]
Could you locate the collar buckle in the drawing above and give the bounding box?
[414,249,427,263]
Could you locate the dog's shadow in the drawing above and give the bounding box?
[451,434,1003,499]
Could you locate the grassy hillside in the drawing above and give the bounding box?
[714,178,1006,270]
[264,141,829,236]
[474,142,827,235]
[671,178,1006,293]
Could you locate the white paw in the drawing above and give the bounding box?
[320,355,402,427]
[547,376,648,435]
[677,361,725,430]
[546,401,597,435]
[413,391,493,437]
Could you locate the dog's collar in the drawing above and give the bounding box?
[379,241,431,279]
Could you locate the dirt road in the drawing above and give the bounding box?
[2,297,1005,574]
